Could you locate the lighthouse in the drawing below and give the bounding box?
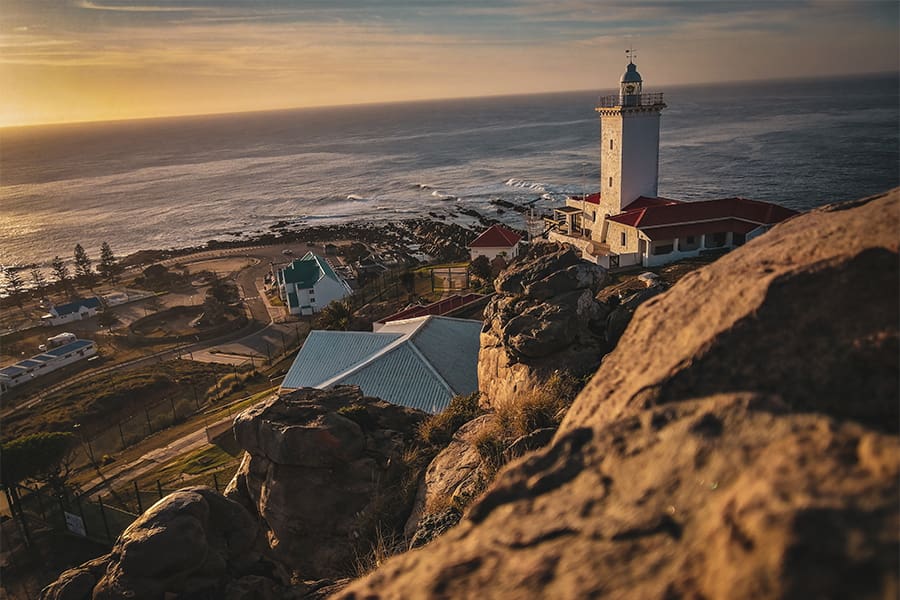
[595,57,666,221]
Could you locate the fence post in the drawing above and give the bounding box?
[156,480,163,499]
[97,496,112,542]
[145,408,153,434]
[133,481,143,513]
[169,397,177,422]
[77,495,88,537]
[35,489,46,521]
[212,472,219,493]
[117,422,126,449]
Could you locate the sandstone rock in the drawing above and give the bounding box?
[41,487,268,600]
[225,386,427,579]
[479,243,608,410]
[40,556,109,600]
[404,415,494,539]
[337,191,900,599]
[339,395,900,599]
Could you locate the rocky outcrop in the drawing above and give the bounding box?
[41,486,273,600]
[225,386,427,579]
[337,190,900,598]
[403,414,494,542]
[478,243,608,410]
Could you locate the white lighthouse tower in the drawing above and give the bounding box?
[595,56,666,221]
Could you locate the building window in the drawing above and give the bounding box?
[620,232,627,247]
[608,177,613,188]
[686,236,695,244]
[653,243,674,256]
[609,139,613,150]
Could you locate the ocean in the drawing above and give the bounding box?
[1,73,897,269]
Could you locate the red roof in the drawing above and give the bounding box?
[571,193,602,205]
[608,197,797,229]
[641,219,762,241]
[623,195,682,210]
[469,224,522,248]
[379,294,485,324]
[568,194,680,210]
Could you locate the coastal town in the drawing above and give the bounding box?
[1,58,896,599]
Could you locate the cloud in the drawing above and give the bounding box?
[75,0,211,12]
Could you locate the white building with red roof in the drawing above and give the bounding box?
[547,58,797,269]
[468,224,522,262]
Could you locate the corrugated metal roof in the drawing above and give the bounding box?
[280,316,481,414]
[409,316,481,396]
[334,344,453,414]
[281,331,402,389]
[19,359,45,368]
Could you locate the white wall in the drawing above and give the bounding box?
[470,245,518,262]
[620,112,661,208]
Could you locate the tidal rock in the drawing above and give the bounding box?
[225,386,427,578]
[337,191,900,598]
[479,242,608,410]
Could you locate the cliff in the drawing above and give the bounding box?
[337,190,900,598]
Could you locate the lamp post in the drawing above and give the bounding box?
[73,423,95,465]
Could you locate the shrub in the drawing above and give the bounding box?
[417,392,482,448]
[337,404,376,431]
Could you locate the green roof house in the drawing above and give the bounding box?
[276,252,352,316]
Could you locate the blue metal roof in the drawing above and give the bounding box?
[19,359,45,368]
[52,297,101,316]
[280,316,481,414]
[0,365,28,377]
[335,344,454,414]
[621,62,642,83]
[281,331,402,390]
[408,317,482,396]
[44,339,94,357]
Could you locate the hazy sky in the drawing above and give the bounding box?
[1,0,897,126]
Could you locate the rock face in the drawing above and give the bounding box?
[225,386,427,579]
[478,242,608,410]
[403,414,494,541]
[337,190,900,598]
[41,486,271,600]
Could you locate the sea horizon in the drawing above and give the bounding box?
[1,70,895,132]
[2,72,898,270]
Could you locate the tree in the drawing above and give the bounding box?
[0,432,75,498]
[30,268,47,300]
[468,255,492,281]
[51,256,73,295]
[1,267,25,309]
[98,241,121,281]
[315,300,354,331]
[73,244,96,288]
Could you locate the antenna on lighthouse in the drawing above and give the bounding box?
[625,36,636,64]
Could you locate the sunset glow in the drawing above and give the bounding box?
[1,0,898,126]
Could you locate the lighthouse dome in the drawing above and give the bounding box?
[621,62,642,83]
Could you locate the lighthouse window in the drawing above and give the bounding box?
[608,177,613,188]
[609,139,613,150]
[620,232,627,247]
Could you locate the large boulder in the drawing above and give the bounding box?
[42,487,270,600]
[479,243,608,410]
[403,414,495,542]
[337,190,900,598]
[225,385,427,579]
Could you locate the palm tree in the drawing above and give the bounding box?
[315,300,354,331]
